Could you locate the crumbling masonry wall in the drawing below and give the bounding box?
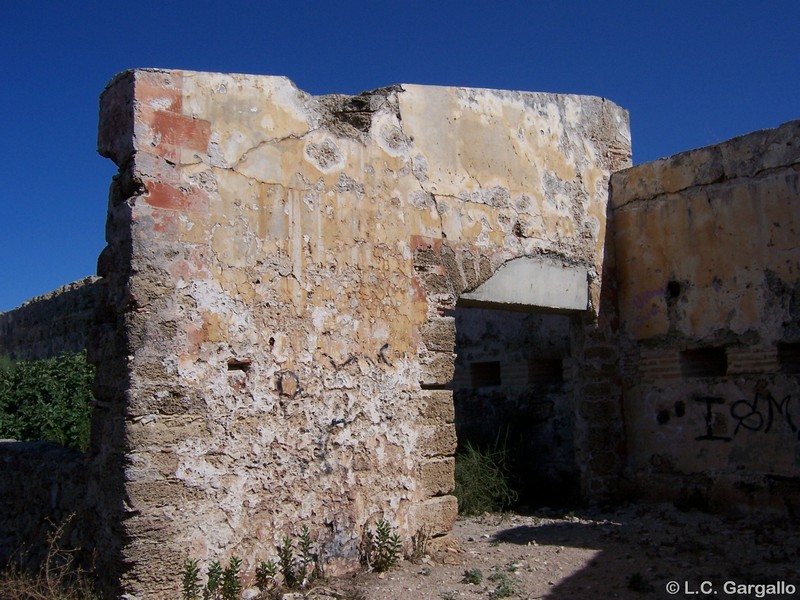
[611,120,800,514]
[88,69,630,597]
[0,277,100,360]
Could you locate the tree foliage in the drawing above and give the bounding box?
[0,351,94,451]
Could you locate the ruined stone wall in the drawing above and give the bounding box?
[0,277,100,360]
[611,120,800,515]
[90,68,629,597]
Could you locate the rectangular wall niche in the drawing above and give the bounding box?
[778,342,800,374]
[680,347,728,378]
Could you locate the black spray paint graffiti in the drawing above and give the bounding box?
[694,386,800,442]
[694,397,731,442]
[730,385,798,437]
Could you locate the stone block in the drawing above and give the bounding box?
[409,495,458,537]
[419,352,455,387]
[419,390,455,423]
[418,423,457,457]
[420,317,456,352]
[419,457,455,496]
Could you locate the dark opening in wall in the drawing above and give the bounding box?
[470,361,501,387]
[528,358,564,386]
[451,306,578,510]
[666,280,683,306]
[227,358,252,372]
[778,342,800,374]
[680,347,727,378]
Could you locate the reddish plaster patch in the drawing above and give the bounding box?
[144,180,210,213]
[411,276,427,302]
[136,71,183,112]
[410,234,442,253]
[152,210,178,236]
[184,322,205,355]
[140,107,211,162]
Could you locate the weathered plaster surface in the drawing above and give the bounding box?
[612,120,800,513]
[89,69,629,597]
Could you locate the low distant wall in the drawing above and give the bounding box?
[611,120,800,515]
[0,277,101,360]
[0,441,87,570]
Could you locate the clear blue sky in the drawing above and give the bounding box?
[1,1,797,312]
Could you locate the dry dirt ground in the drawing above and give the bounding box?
[302,503,799,600]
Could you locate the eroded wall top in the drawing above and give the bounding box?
[99,70,631,318]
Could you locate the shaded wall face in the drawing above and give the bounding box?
[612,121,800,512]
[451,308,578,506]
[0,277,100,360]
[93,68,629,596]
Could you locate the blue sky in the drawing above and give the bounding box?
[1,1,797,312]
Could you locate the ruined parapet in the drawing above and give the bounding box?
[90,69,629,597]
[612,120,800,514]
[0,276,100,360]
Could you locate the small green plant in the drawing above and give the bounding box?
[221,557,242,600]
[182,558,202,600]
[181,557,242,600]
[488,570,518,599]
[188,527,318,597]
[203,561,222,600]
[297,525,314,585]
[278,534,297,589]
[276,526,318,589]
[255,560,278,592]
[453,437,518,515]
[362,519,402,572]
[462,567,483,584]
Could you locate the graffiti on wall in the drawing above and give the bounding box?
[691,383,800,442]
[730,384,798,438]
[694,397,732,442]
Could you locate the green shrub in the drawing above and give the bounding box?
[454,439,518,515]
[0,351,94,451]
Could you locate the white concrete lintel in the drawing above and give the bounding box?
[460,256,588,311]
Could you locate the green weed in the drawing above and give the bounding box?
[454,438,518,515]
[362,519,402,572]
[462,567,483,584]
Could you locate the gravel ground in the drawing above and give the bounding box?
[301,503,799,600]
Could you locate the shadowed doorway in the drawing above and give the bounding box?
[449,305,580,510]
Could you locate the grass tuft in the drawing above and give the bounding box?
[454,439,518,515]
